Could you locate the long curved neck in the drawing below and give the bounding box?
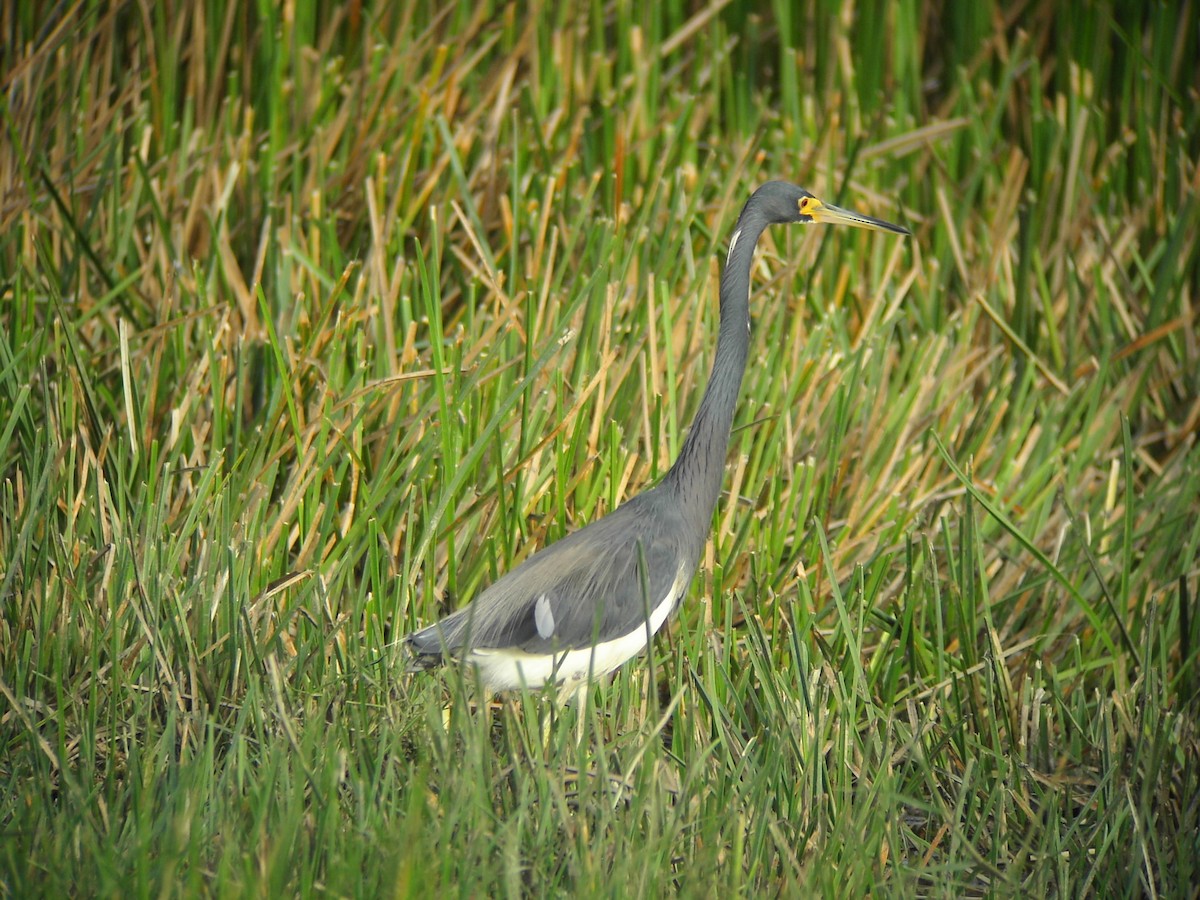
[662,205,771,537]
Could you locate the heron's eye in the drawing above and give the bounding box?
[798,197,812,214]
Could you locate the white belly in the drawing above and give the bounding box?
[464,572,685,693]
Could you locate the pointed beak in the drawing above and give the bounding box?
[808,199,910,236]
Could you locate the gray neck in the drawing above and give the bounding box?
[662,205,770,543]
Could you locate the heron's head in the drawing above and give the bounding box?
[753,181,909,235]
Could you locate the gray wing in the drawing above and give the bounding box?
[406,489,694,658]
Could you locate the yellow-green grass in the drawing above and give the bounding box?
[1,2,1197,895]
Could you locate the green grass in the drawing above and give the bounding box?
[2,1,1198,896]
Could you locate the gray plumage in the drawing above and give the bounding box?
[409,491,687,657]
[404,181,908,692]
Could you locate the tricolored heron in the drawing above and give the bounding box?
[405,181,909,695]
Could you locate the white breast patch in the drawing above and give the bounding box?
[534,594,555,640]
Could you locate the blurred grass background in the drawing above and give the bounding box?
[1,1,1197,895]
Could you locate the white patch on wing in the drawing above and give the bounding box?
[534,594,555,640]
[466,566,691,693]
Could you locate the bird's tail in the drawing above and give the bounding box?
[401,627,449,673]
